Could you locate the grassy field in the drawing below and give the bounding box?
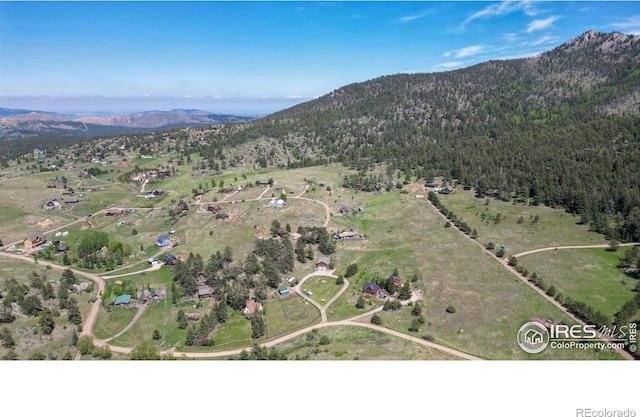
[439,188,606,256]
[311,187,625,359]
[516,248,638,319]
[270,325,460,360]
[94,306,138,340]
[2,154,632,360]
[299,275,343,307]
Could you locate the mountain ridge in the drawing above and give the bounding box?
[0,108,256,140]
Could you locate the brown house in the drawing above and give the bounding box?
[315,257,331,270]
[362,282,382,297]
[242,299,263,316]
[24,233,44,248]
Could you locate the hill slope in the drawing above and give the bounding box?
[222,30,640,240]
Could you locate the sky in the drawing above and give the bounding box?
[1,1,640,115]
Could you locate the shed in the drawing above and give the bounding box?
[278,286,290,296]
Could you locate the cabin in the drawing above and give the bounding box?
[388,274,401,287]
[207,204,222,213]
[316,257,331,271]
[156,235,171,247]
[362,282,382,297]
[197,284,213,299]
[24,233,45,248]
[242,299,263,316]
[164,253,177,265]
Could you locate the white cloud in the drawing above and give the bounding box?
[611,14,640,35]
[528,35,558,46]
[395,8,437,23]
[397,14,426,23]
[456,45,484,58]
[463,1,537,27]
[526,15,559,32]
[432,61,465,71]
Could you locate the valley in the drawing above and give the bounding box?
[0,30,639,362]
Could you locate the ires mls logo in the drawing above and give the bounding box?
[517,320,633,354]
[517,321,550,353]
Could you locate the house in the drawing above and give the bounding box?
[257,179,270,186]
[242,299,263,316]
[334,231,358,240]
[362,282,382,297]
[439,186,455,194]
[115,294,132,306]
[106,209,124,217]
[24,233,44,248]
[424,182,439,189]
[197,284,213,299]
[388,274,401,287]
[218,213,229,220]
[278,286,290,296]
[153,189,164,196]
[164,253,177,265]
[207,204,222,213]
[34,148,45,163]
[156,235,171,247]
[57,245,69,253]
[44,199,61,210]
[316,257,331,270]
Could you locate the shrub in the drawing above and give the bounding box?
[446,305,456,314]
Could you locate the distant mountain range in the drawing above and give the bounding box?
[0,108,256,140]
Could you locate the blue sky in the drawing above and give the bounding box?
[1,1,640,115]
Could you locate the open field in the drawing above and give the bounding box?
[272,325,461,360]
[1,152,633,360]
[439,188,607,256]
[516,248,638,319]
[298,275,343,307]
[321,189,625,359]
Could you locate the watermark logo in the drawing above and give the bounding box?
[517,321,550,353]
[517,320,636,354]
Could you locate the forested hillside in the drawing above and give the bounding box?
[220,30,640,241]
